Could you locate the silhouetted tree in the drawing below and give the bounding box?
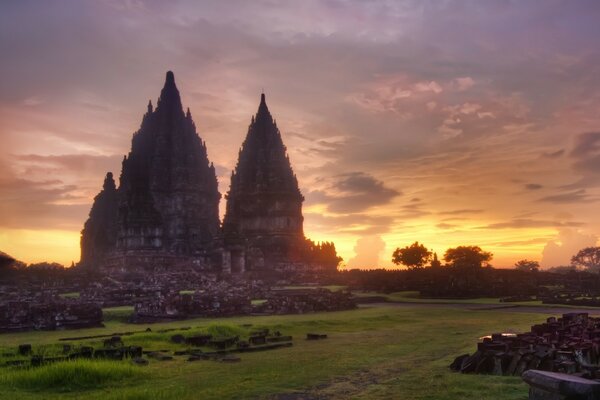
[430,252,442,268]
[27,262,65,271]
[444,246,492,269]
[392,242,432,269]
[514,259,540,272]
[547,265,577,274]
[571,247,600,273]
[305,239,343,270]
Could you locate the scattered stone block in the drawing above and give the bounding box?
[171,334,185,344]
[450,354,469,371]
[186,334,212,346]
[221,354,241,363]
[30,355,43,367]
[522,370,600,400]
[249,334,267,345]
[306,333,327,340]
[209,336,239,350]
[132,357,148,366]
[18,344,31,355]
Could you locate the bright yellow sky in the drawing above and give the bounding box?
[2,1,600,268]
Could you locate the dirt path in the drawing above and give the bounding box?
[271,362,404,400]
[363,301,600,315]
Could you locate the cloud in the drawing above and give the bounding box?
[453,77,475,91]
[438,209,484,216]
[542,149,564,158]
[2,0,600,267]
[436,223,457,230]
[570,132,600,174]
[541,229,598,267]
[481,218,583,230]
[306,172,400,214]
[304,212,394,235]
[493,238,551,247]
[15,154,122,176]
[525,183,543,190]
[346,235,386,269]
[0,174,88,230]
[539,189,589,203]
[398,202,431,219]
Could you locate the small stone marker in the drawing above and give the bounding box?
[171,334,185,344]
[306,333,327,340]
[221,354,241,363]
[131,357,148,366]
[522,370,600,400]
[18,344,32,355]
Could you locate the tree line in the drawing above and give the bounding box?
[391,242,600,272]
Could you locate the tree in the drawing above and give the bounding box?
[430,252,442,268]
[444,246,492,269]
[305,239,343,270]
[571,247,600,273]
[392,242,432,269]
[514,259,540,272]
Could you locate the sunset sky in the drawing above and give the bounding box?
[2,0,600,268]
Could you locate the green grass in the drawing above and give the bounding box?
[354,290,546,306]
[103,306,135,323]
[0,359,144,392]
[280,285,348,291]
[0,303,548,399]
[58,292,80,299]
[355,290,600,309]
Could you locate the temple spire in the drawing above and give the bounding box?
[103,172,116,191]
[255,92,272,123]
[156,70,182,112]
[165,70,175,86]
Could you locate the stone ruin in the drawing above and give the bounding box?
[451,313,600,379]
[0,72,348,335]
[255,288,356,315]
[0,254,353,332]
[129,287,355,323]
[0,300,102,332]
[80,71,341,276]
[130,290,252,323]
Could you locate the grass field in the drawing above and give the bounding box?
[0,303,550,399]
[352,290,506,304]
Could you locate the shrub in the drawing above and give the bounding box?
[206,323,247,338]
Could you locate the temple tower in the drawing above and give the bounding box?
[223,94,305,270]
[80,71,221,267]
[117,71,221,255]
[80,172,118,266]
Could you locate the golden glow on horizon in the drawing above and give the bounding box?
[0,229,80,266]
[0,222,573,269]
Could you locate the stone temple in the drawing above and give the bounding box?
[222,93,306,273]
[80,71,339,274]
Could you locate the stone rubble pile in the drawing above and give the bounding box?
[255,288,356,314]
[130,289,252,323]
[0,301,102,332]
[451,313,600,379]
